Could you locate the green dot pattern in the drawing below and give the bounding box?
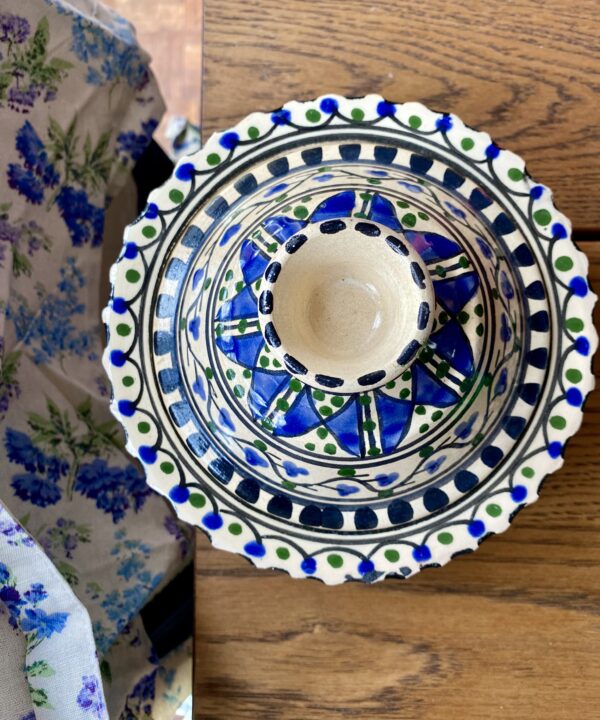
[125,269,140,283]
[555,256,573,271]
[486,503,502,517]
[508,168,524,181]
[566,369,582,384]
[189,494,206,508]
[566,318,584,332]
[533,209,551,226]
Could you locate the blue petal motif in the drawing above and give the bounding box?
[262,216,307,243]
[412,364,460,407]
[494,368,508,397]
[248,369,290,419]
[336,483,359,496]
[374,392,412,453]
[282,460,309,477]
[219,222,241,246]
[405,231,461,262]
[433,272,479,314]
[476,236,494,259]
[500,313,512,342]
[424,454,447,474]
[429,320,475,376]
[188,317,200,340]
[216,331,264,367]
[368,194,402,230]
[375,472,399,487]
[310,190,355,221]
[500,270,515,299]
[324,398,362,456]
[272,388,322,436]
[454,411,479,439]
[239,239,269,285]
[218,408,236,433]
[244,447,269,467]
[216,285,258,321]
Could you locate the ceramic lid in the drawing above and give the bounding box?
[103,95,597,584]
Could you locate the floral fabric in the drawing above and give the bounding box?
[0,1,193,718]
[0,503,107,719]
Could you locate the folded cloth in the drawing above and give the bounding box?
[0,1,193,717]
[0,502,107,720]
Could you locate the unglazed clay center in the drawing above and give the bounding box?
[259,217,435,393]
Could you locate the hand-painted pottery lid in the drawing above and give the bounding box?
[103,95,597,584]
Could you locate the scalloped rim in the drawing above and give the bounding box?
[103,94,597,584]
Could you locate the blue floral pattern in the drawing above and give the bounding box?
[0,504,107,715]
[0,202,52,276]
[4,396,151,520]
[0,1,191,717]
[70,15,149,89]
[7,258,98,364]
[7,119,107,246]
[0,15,72,113]
[77,674,106,718]
[117,118,159,164]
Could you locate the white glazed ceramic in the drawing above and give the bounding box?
[103,95,596,584]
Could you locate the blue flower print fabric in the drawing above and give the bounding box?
[0,504,107,719]
[0,1,194,718]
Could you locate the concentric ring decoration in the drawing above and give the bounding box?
[103,95,597,584]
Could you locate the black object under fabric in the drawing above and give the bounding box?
[141,562,194,659]
[133,139,174,213]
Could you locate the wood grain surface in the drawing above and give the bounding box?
[196,3,599,717]
[194,240,599,719]
[202,0,600,229]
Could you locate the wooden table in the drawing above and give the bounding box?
[195,2,600,717]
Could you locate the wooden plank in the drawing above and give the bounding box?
[202,0,600,229]
[195,241,599,719]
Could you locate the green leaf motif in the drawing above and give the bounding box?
[48,57,73,72]
[55,560,79,586]
[30,17,50,63]
[0,73,11,100]
[29,686,53,709]
[26,660,56,678]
